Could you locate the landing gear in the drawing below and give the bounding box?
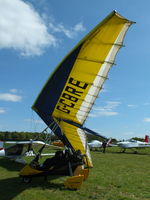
[19,149,89,189]
[22,177,32,183]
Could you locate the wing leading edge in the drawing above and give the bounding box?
[32,11,134,167]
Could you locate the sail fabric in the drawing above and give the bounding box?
[57,120,92,167]
[32,11,134,167]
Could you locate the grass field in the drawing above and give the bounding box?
[0,147,149,200]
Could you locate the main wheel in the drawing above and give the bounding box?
[22,177,32,183]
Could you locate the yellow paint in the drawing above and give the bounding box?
[19,165,43,176]
[73,165,89,181]
[64,175,84,190]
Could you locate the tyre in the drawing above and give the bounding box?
[22,177,32,183]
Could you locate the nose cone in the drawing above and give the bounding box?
[0,149,5,157]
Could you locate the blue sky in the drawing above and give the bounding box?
[0,0,150,140]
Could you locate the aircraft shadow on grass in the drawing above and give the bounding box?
[0,159,68,200]
[0,158,24,171]
[0,175,65,200]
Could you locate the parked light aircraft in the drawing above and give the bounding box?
[19,11,134,189]
[88,138,112,150]
[0,140,54,164]
[117,135,150,153]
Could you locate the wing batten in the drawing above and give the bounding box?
[77,57,116,65]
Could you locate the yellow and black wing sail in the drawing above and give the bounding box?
[32,11,134,167]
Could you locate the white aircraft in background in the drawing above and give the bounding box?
[88,138,112,150]
[0,140,54,164]
[117,135,150,153]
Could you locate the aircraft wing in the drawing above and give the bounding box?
[128,145,150,148]
[32,11,134,167]
[5,141,50,145]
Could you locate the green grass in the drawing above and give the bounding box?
[0,147,149,200]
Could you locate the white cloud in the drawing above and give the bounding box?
[0,0,57,56]
[127,104,138,108]
[9,88,18,93]
[90,101,120,117]
[0,93,22,102]
[0,108,6,114]
[144,102,150,106]
[101,88,107,93]
[73,22,86,32]
[0,0,86,56]
[143,118,150,122]
[89,111,118,117]
[104,101,121,110]
[49,22,85,39]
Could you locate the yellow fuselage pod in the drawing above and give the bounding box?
[19,165,43,176]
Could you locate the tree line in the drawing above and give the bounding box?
[0,131,118,143]
[0,131,145,143]
[0,131,58,142]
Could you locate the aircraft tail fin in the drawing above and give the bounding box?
[144,135,149,143]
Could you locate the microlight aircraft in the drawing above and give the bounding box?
[0,140,53,164]
[117,135,150,153]
[19,11,134,189]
